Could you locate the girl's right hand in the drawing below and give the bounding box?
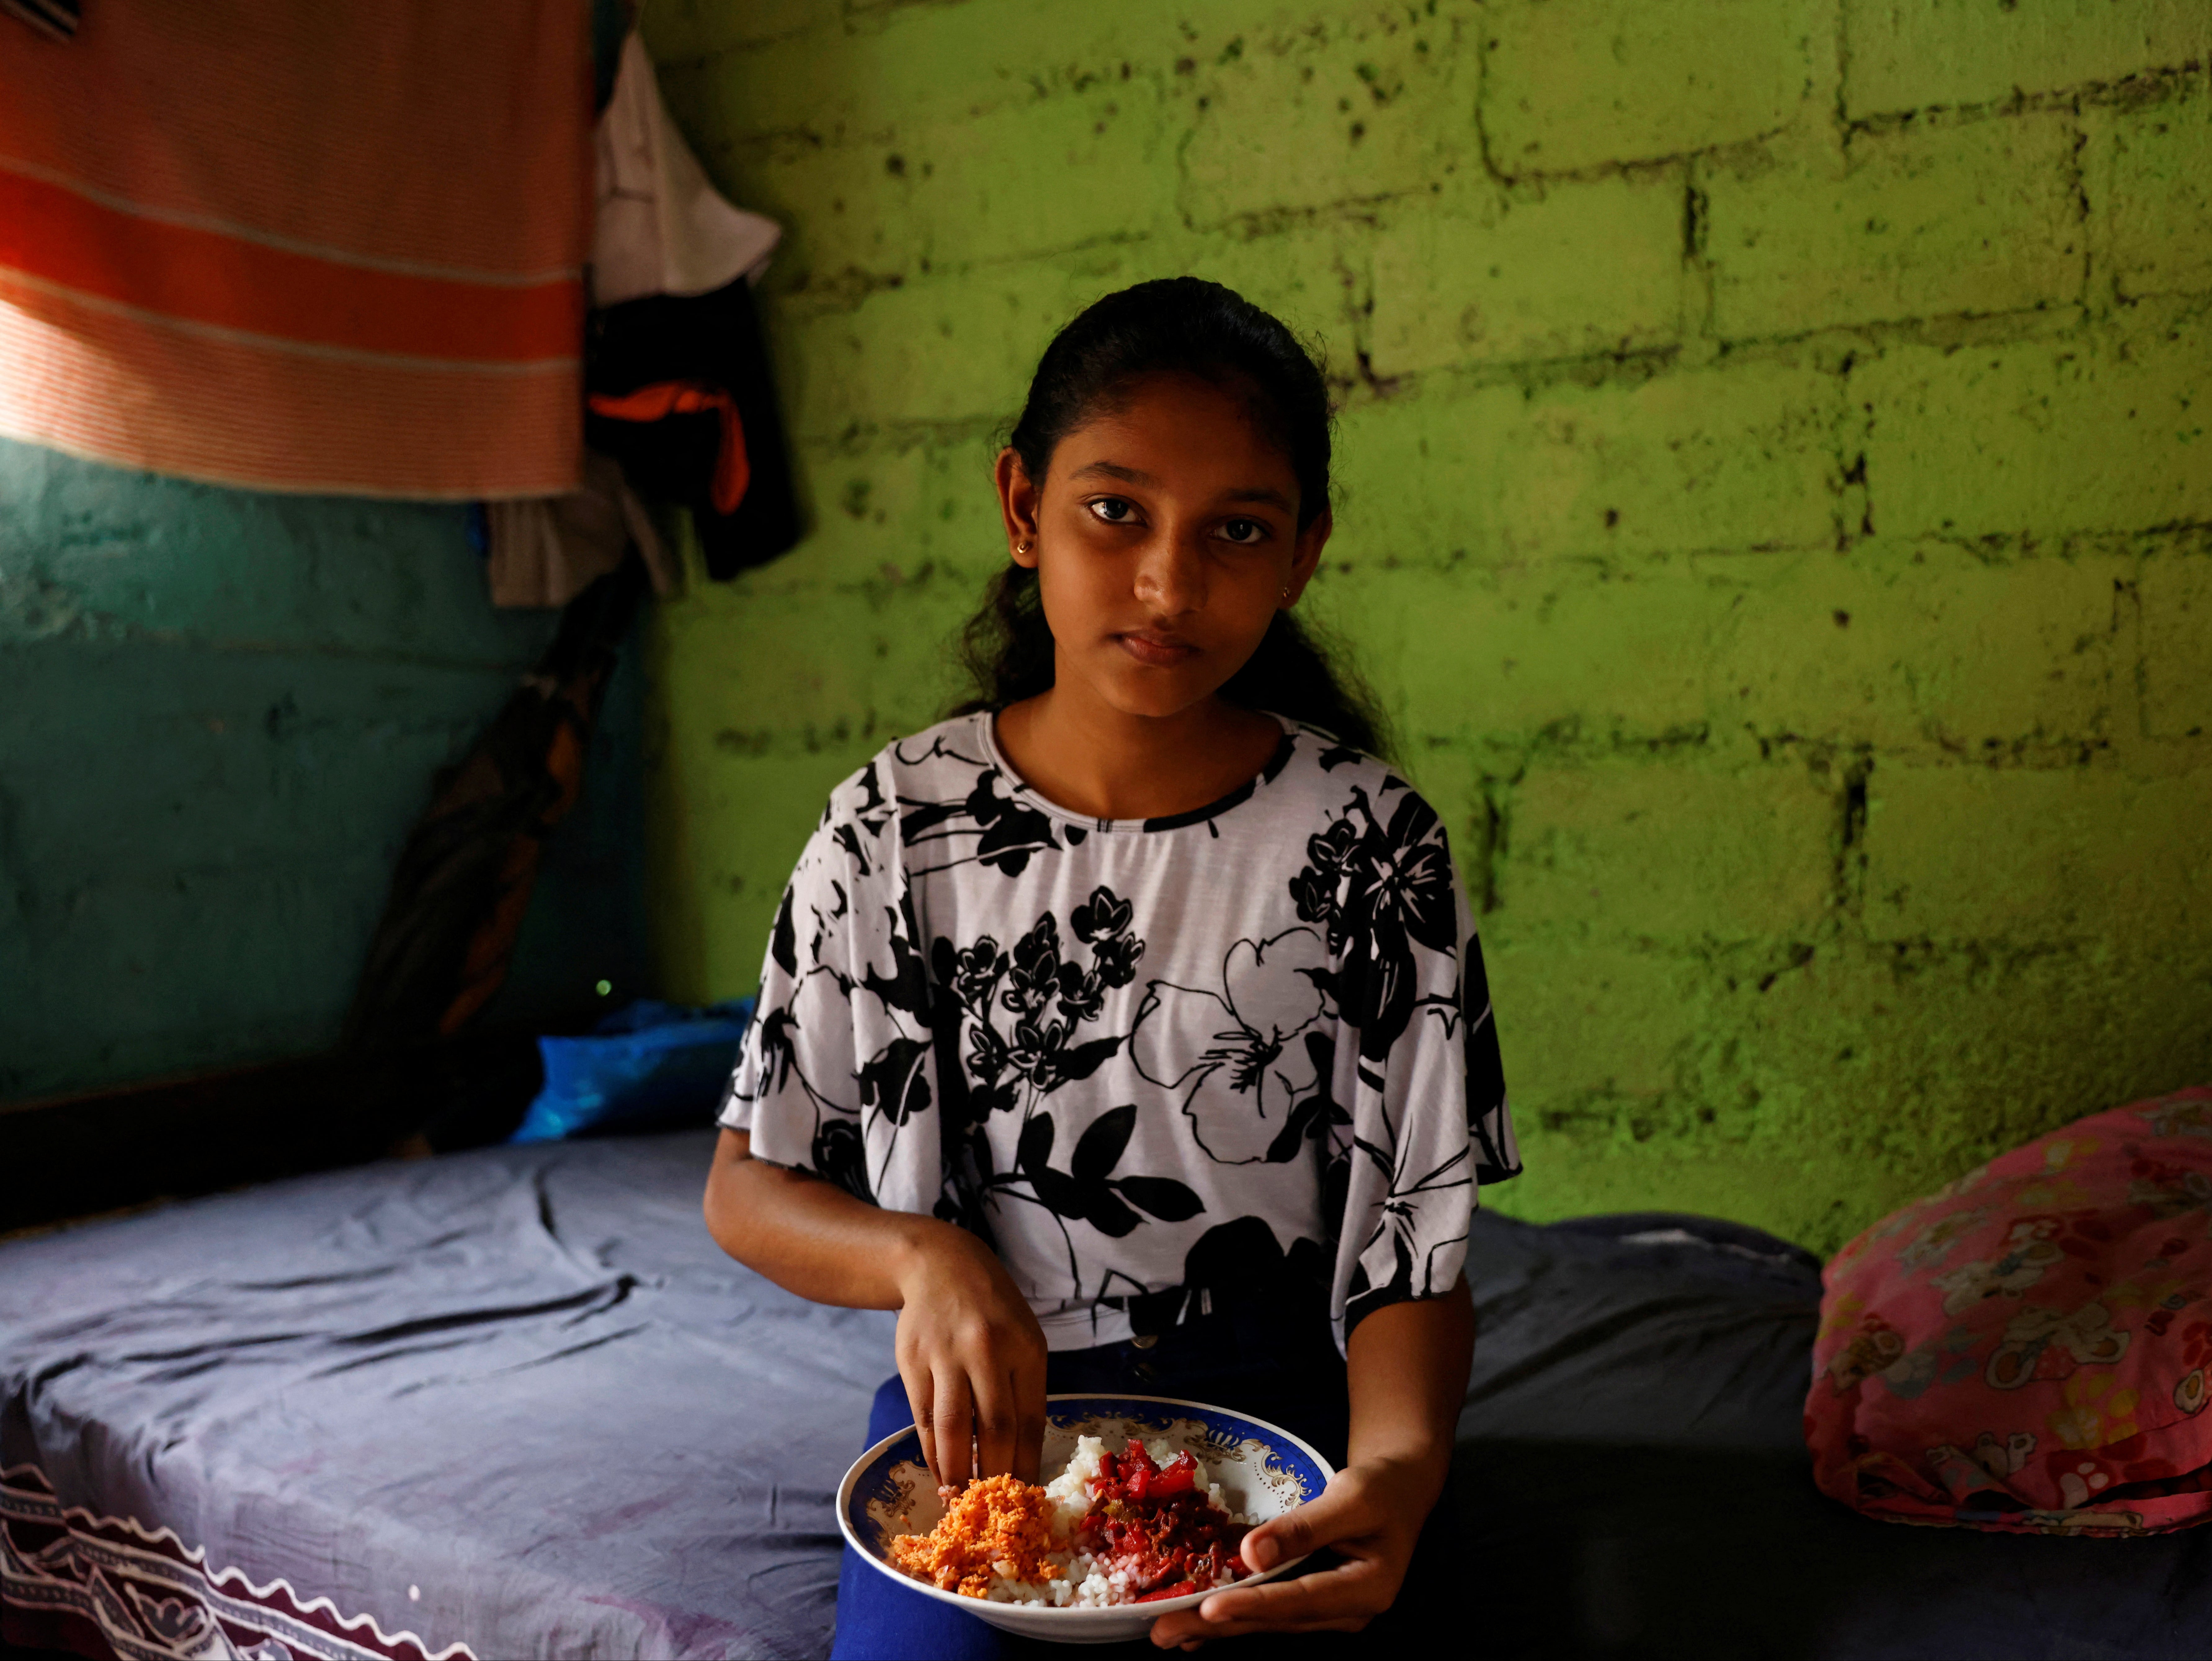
[893,1226,1050,1489]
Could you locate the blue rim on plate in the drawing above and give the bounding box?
[837,1393,1335,1630]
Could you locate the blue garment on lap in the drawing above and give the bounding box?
[830,1303,1453,1660]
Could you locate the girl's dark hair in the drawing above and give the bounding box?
[950,277,1389,759]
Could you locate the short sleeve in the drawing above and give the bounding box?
[720,763,943,1215]
[1319,783,1518,1342]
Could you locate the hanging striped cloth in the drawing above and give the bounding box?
[2,0,79,42]
[0,1,590,498]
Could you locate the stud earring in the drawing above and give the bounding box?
[1017,540,1032,555]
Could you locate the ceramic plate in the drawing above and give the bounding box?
[837,1393,1334,1645]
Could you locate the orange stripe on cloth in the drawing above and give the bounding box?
[0,2,590,278]
[0,0,589,496]
[0,272,581,500]
[0,167,582,364]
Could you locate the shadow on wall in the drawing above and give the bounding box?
[636,0,2212,1254]
[0,436,649,1105]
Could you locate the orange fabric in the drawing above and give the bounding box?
[0,273,581,499]
[587,382,751,513]
[0,0,590,498]
[0,169,580,363]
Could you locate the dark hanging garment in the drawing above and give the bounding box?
[585,277,801,580]
[343,561,644,1057]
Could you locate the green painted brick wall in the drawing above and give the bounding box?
[638,0,2212,1253]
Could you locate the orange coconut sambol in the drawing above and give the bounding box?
[887,1476,1068,1599]
[883,1436,1251,1608]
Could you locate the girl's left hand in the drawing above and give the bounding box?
[1145,1457,1433,1648]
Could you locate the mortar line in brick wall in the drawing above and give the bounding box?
[771,267,921,315]
[1177,201,1396,247]
[1831,753,1873,929]
[1831,0,1855,145]
[1169,101,1201,241]
[1679,166,1707,266]
[1702,303,2089,365]
[786,417,1010,455]
[2063,108,2098,316]
[1842,61,2208,136]
[770,227,1170,315]
[1855,524,2212,579]
[781,270,2203,455]
[683,44,2208,191]
[1299,340,1688,407]
[1474,137,1791,193]
[1469,21,1511,192]
[2111,279,2212,307]
[2113,559,2155,748]
[1678,155,1720,367]
[768,248,2207,378]
[777,281,2120,434]
[782,274,2117,390]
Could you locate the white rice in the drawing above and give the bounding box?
[975,1436,1248,1609]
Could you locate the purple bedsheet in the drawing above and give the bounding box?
[3,1131,893,1659]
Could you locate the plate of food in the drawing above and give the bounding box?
[837,1393,1334,1644]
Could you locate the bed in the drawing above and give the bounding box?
[6,1130,2210,1660]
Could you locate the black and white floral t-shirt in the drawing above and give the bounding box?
[719,712,1519,1352]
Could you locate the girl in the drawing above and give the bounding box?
[703,278,1517,1656]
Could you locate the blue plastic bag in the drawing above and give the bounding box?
[509,997,755,1144]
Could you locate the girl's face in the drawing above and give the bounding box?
[995,371,1331,722]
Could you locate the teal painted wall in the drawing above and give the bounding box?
[0,437,648,1104]
[636,0,2212,1254]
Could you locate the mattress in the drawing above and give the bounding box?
[1453,1212,2212,1660]
[3,1132,889,1660]
[6,1130,2210,1659]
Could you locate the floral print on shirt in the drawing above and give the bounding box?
[720,714,1519,1350]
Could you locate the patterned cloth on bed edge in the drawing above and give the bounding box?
[1,1466,468,1661]
[1808,1086,2212,1534]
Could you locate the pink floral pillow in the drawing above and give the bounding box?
[1808,1087,2212,1535]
